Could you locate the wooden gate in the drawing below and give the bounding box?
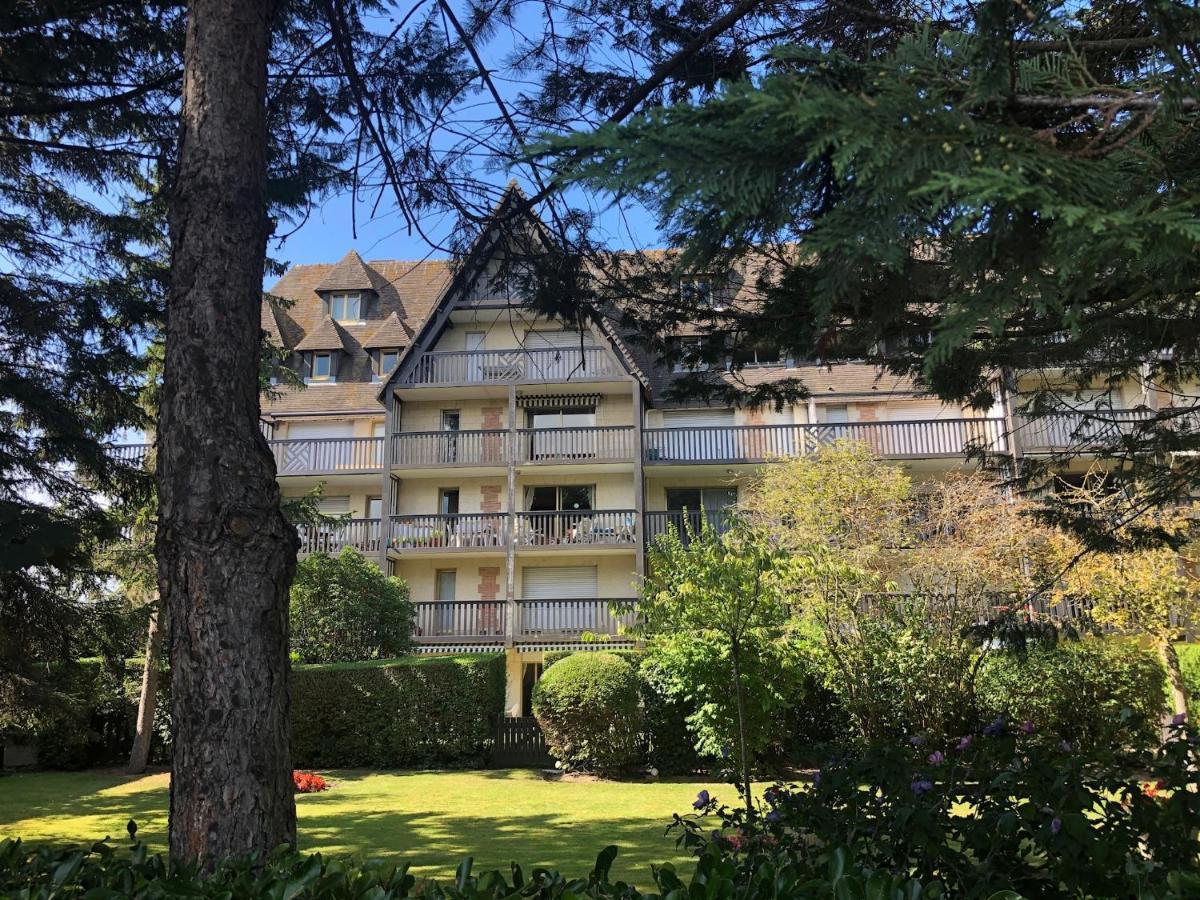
[491,716,553,768]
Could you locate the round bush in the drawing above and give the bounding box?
[532,651,643,774]
[976,638,1166,753]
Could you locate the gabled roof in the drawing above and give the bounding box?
[362,311,409,349]
[294,315,349,352]
[314,250,377,293]
[261,298,287,347]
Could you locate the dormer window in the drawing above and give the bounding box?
[329,292,362,323]
[680,277,724,311]
[311,352,334,382]
[373,348,400,382]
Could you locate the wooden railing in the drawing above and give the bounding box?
[388,513,508,550]
[391,430,507,467]
[297,518,381,556]
[401,346,622,385]
[107,443,152,468]
[644,419,1008,463]
[515,599,639,640]
[412,601,507,642]
[514,510,638,547]
[1014,409,1158,453]
[515,426,635,463]
[644,509,734,542]
[269,436,384,474]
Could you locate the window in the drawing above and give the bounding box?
[528,406,596,429]
[680,277,723,310]
[311,352,333,381]
[329,292,361,322]
[822,404,850,424]
[374,348,399,381]
[438,488,460,516]
[367,496,382,519]
[673,336,712,373]
[526,484,593,511]
[666,487,738,512]
[732,340,785,368]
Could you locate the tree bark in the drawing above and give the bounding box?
[1160,638,1189,720]
[158,0,297,864]
[127,604,163,775]
[729,637,754,819]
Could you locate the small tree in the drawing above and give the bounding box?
[643,518,801,811]
[290,548,414,664]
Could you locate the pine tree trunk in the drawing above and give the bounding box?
[158,0,298,864]
[1159,637,1189,720]
[127,605,162,775]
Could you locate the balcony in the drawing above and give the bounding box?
[390,430,507,468]
[400,347,624,387]
[1013,409,1158,453]
[644,419,1008,464]
[412,601,507,645]
[515,598,638,642]
[514,510,638,548]
[388,513,508,552]
[514,426,635,464]
[644,509,733,543]
[297,518,381,556]
[271,436,384,475]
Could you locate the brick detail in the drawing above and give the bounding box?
[857,404,879,422]
[481,406,504,428]
[744,408,766,426]
[477,566,501,601]
[480,484,502,513]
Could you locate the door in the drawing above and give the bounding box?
[435,569,457,634]
[281,421,354,472]
[521,565,599,635]
[660,409,736,461]
[438,488,460,546]
[665,487,737,538]
[525,485,592,544]
[441,410,461,462]
[366,496,382,549]
[466,332,486,382]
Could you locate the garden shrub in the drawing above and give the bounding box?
[290,547,415,663]
[532,651,642,774]
[1179,642,1200,720]
[290,654,504,768]
[976,637,1167,753]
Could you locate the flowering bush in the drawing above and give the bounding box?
[292,771,329,793]
[677,719,1200,898]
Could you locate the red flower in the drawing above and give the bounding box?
[293,771,329,793]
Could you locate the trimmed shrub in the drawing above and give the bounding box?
[976,638,1167,753]
[290,547,415,663]
[290,654,505,768]
[1180,643,1200,721]
[532,651,642,774]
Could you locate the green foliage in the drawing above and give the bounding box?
[976,639,1168,754]
[686,719,1200,899]
[290,548,415,664]
[532,652,643,775]
[290,655,505,769]
[1181,644,1200,721]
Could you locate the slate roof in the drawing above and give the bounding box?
[314,250,378,293]
[294,315,350,352]
[362,311,409,349]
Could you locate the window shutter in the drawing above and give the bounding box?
[521,566,598,600]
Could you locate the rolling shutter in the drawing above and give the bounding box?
[316,496,351,515]
[658,409,736,461]
[286,421,355,440]
[524,330,595,349]
[662,409,735,428]
[521,566,598,599]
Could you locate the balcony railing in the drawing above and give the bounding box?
[107,443,152,469]
[514,510,638,547]
[644,419,1008,463]
[297,518,381,556]
[400,347,623,386]
[644,509,734,543]
[514,426,635,463]
[391,430,507,467]
[1013,409,1159,453]
[388,513,508,550]
[270,436,384,474]
[413,601,507,643]
[515,599,639,641]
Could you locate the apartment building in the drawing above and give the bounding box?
[112,194,1171,717]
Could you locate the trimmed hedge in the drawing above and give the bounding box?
[976,638,1167,753]
[1180,643,1200,721]
[290,654,505,768]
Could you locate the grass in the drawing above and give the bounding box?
[0,769,725,884]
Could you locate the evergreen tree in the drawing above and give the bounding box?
[548,0,1200,530]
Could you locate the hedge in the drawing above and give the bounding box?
[5,654,504,771]
[290,654,505,768]
[975,638,1167,753]
[533,652,642,773]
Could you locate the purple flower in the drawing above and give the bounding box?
[983,716,1005,737]
[910,778,934,795]
[1050,817,1062,835]
[1019,719,1035,735]
[765,809,781,824]
[956,735,972,751]
[909,734,925,747]
[1172,712,1188,726]
[693,790,711,810]
[927,751,945,765]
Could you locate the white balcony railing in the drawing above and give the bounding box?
[514,426,635,463]
[390,430,508,467]
[400,347,623,386]
[297,518,381,556]
[514,510,638,547]
[388,513,508,551]
[515,599,638,641]
[413,601,507,643]
[270,437,384,474]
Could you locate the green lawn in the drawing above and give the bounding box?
[0,769,723,884]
